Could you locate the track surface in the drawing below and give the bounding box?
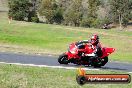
[0,52,132,72]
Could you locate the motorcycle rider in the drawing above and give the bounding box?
[88,34,102,65]
[77,34,102,57]
[90,34,102,56]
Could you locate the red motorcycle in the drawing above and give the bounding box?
[58,40,115,67]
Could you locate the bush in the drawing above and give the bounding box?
[80,19,90,27]
[8,10,26,21]
[8,0,29,21]
[128,12,132,20]
[93,18,111,28]
[91,19,100,28]
[53,8,64,24]
[31,17,39,23]
[80,17,97,28]
[80,17,111,28]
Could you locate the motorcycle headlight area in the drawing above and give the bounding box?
[70,48,77,54]
[70,50,76,54]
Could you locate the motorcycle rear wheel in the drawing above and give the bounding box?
[92,58,102,68]
[101,57,108,66]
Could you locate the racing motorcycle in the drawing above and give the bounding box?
[58,40,115,67]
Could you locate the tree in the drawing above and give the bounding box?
[53,7,64,24]
[63,0,83,26]
[57,0,72,11]
[96,0,112,28]
[128,0,132,20]
[38,0,55,23]
[109,0,131,30]
[38,0,63,24]
[81,0,100,27]
[8,0,29,21]
[87,0,100,18]
[28,0,39,22]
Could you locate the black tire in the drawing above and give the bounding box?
[101,57,108,66]
[76,75,86,85]
[93,64,101,68]
[92,57,102,68]
[58,54,69,64]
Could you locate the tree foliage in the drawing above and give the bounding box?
[87,0,100,18]
[8,0,29,21]
[8,0,39,22]
[109,0,131,28]
[63,0,82,26]
[81,0,100,27]
[39,0,63,24]
[8,0,132,28]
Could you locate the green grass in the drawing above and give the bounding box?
[0,64,131,88]
[0,12,132,62]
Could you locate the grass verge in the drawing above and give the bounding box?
[0,64,131,88]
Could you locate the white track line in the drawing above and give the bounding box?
[0,62,100,71]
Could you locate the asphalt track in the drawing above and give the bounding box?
[0,52,132,72]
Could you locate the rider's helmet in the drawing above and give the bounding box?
[90,34,99,45]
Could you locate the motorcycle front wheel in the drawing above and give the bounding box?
[58,54,69,64]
